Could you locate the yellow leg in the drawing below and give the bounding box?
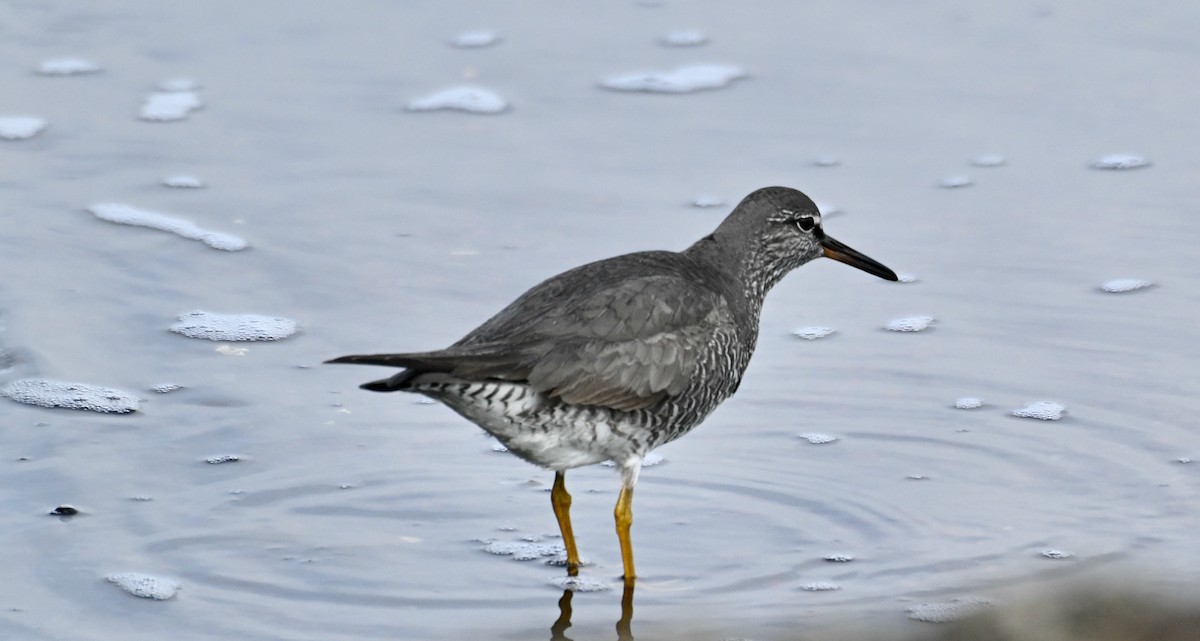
[614,485,635,582]
[551,471,581,576]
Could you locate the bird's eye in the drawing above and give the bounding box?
[796,215,817,232]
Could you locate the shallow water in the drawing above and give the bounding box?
[2,1,1199,640]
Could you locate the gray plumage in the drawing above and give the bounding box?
[328,186,897,474]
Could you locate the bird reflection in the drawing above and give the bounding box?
[551,581,636,641]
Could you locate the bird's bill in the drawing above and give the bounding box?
[821,235,899,281]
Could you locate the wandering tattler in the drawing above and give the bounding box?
[328,186,897,583]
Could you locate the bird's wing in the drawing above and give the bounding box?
[333,268,730,412]
[519,274,727,410]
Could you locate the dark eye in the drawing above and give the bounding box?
[796,215,816,232]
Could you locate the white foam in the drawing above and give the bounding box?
[800,582,841,591]
[660,30,708,47]
[162,175,204,188]
[105,572,180,600]
[939,175,973,188]
[549,575,611,592]
[170,310,298,342]
[1100,278,1153,293]
[792,326,834,340]
[885,316,935,332]
[689,195,725,208]
[150,383,183,393]
[0,116,48,140]
[3,378,139,413]
[407,86,508,114]
[823,553,854,563]
[1012,401,1066,421]
[1040,548,1073,559]
[450,31,501,48]
[1091,154,1150,170]
[37,57,102,75]
[87,203,247,251]
[896,273,919,283]
[954,397,984,409]
[205,454,240,464]
[970,154,1006,167]
[600,64,747,94]
[139,91,202,121]
[906,596,993,623]
[799,432,838,444]
[482,539,564,561]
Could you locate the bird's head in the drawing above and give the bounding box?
[705,186,898,294]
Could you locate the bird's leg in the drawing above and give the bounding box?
[551,471,581,576]
[614,460,642,584]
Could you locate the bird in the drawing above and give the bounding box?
[327,186,897,584]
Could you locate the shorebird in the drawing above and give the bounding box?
[327,186,897,583]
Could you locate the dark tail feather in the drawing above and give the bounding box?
[325,353,429,368]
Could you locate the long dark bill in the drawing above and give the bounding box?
[821,235,899,281]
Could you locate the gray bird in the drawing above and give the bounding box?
[327,186,897,583]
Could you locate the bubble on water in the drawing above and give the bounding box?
[544,550,590,568]
[906,596,993,623]
[600,64,747,94]
[1012,401,1066,421]
[3,378,140,413]
[407,86,509,114]
[0,116,48,140]
[886,316,935,332]
[163,175,204,188]
[1100,278,1153,293]
[823,553,854,563]
[813,155,840,167]
[450,30,501,48]
[1091,154,1150,170]
[660,30,708,47]
[906,474,931,480]
[791,326,834,340]
[938,175,973,188]
[106,573,181,600]
[150,383,182,394]
[37,57,102,75]
[482,539,565,561]
[690,196,725,208]
[550,575,611,592]
[799,432,838,445]
[970,154,1006,167]
[140,91,202,121]
[955,397,984,409]
[205,454,240,465]
[1040,548,1073,559]
[87,203,248,251]
[216,345,248,356]
[158,77,202,92]
[170,310,297,342]
[800,582,841,591]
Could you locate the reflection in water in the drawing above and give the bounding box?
[551,581,636,641]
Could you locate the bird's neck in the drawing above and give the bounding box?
[683,233,778,313]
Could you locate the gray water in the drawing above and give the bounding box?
[2,2,1199,639]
